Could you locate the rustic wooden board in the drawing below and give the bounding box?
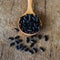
[0,0,60,60]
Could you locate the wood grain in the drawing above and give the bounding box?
[0,0,60,60]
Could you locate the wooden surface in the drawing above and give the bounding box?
[0,0,60,60]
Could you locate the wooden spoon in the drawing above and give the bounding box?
[18,0,42,36]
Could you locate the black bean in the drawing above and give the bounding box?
[24,47,29,51]
[32,16,36,21]
[33,48,38,53]
[14,28,19,32]
[20,44,23,48]
[16,45,20,50]
[28,49,34,54]
[15,36,20,39]
[8,37,14,40]
[36,35,42,39]
[31,39,37,43]
[39,47,46,52]
[30,43,35,47]
[26,37,30,43]
[10,42,15,46]
[27,30,32,34]
[15,39,22,44]
[44,35,49,41]
[21,45,27,50]
[16,44,24,50]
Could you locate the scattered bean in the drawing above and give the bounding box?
[39,47,46,52]
[26,37,30,43]
[15,36,20,39]
[14,28,19,32]
[15,39,22,44]
[33,48,38,53]
[10,42,15,46]
[44,35,49,41]
[8,37,14,40]
[24,47,29,51]
[30,43,35,47]
[28,49,34,54]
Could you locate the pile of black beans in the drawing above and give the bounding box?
[19,14,41,34]
[8,34,49,54]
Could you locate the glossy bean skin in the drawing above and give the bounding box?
[16,44,25,50]
[14,28,19,32]
[21,45,27,50]
[24,47,29,51]
[28,49,34,54]
[16,45,20,50]
[15,39,23,44]
[44,35,49,41]
[10,42,15,47]
[39,47,46,52]
[26,37,30,43]
[30,43,35,47]
[8,37,14,40]
[15,36,20,39]
[33,48,38,53]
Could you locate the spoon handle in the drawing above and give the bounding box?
[22,0,35,16]
[27,0,33,13]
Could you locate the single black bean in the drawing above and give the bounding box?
[32,16,36,22]
[30,43,35,47]
[10,42,15,46]
[8,37,14,40]
[15,36,20,39]
[20,44,23,48]
[27,30,32,34]
[36,35,42,39]
[16,45,20,50]
[26,37,30,43]
[39,47,46,52]
[21,45,27,50]
[14,28,19,32]
[31,39,37,43]
[32,27,35,31]
[28,49,34,54]
[44,35,49,41]
[33,48,38,53]
[15,39,22,44]
[24,47,29,51]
